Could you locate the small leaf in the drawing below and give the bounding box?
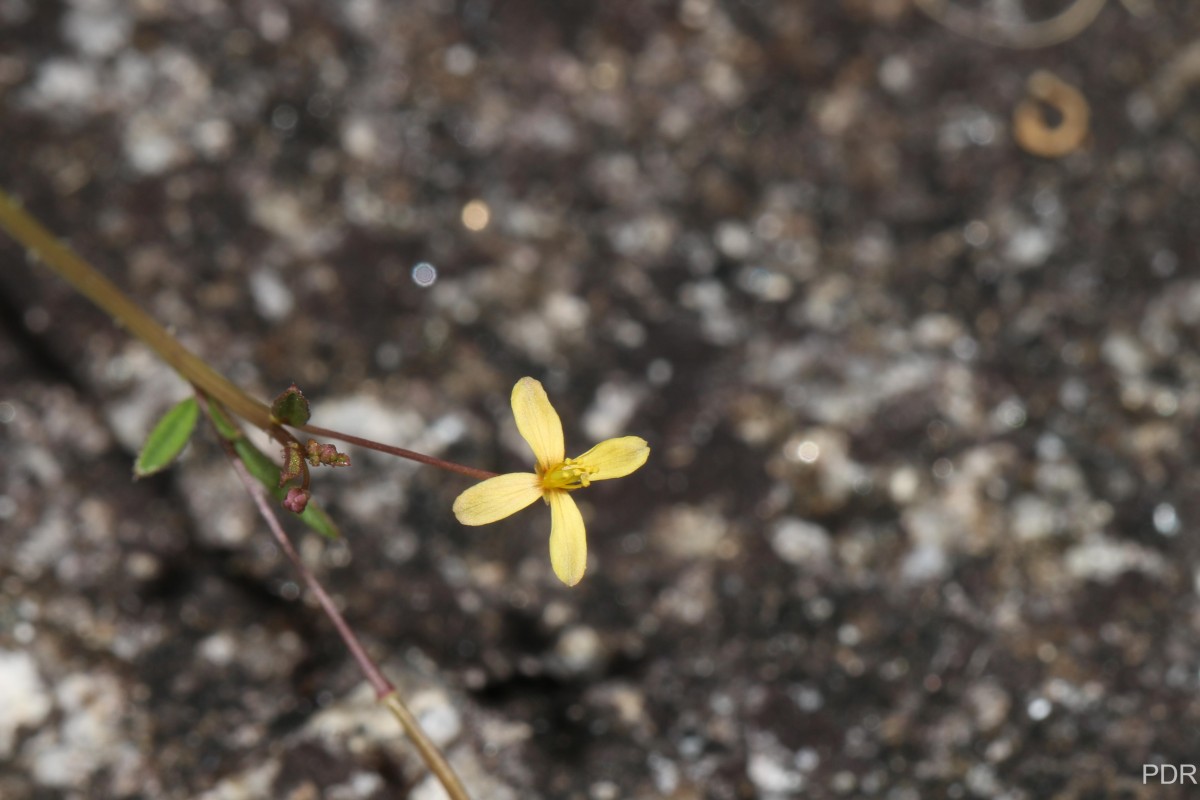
[297,498,340,540]
[206,400,241,442]
[234,438,280,487]
[233,437,341,539]
[270,383,311,426]
[135,397,199,478]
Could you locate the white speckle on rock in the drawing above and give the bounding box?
[795,747,820,771]
[967,764,1001,796]
[28,58,99,109]
[1026,696,1052,721]
[443,44,477,76]
[16,508,71,579]
[193,118,234,159]
[427,414,466,448]
[1064,535,1167,584]
[609,215,676,260]
[913,313,966,349]
[62,0,132,57]
[1011,494,1059,541]
[647,752,680,794]
[878,54,914,94]
[198,633,237,667]
[901,542,950,584]
[652,505,728,559]
[249,268,295,321]
[0,649,52,758]
[1153,502,1180,536]
[339,477,409,523]
[679,280,743,345]
[1004,226,1055,268]
[543,292,589,333]
[341,117,378,160]
[195,760,281,800]
[737,266,793,302]
[413,689,462,747]
[250,191,336,256]
[305,684,400,750]
[123,113,187,175]
[513,107,577,152]
[554,625,606,676]
[348,771,385,795]
[748,752,804,795]
[583,381,643,441]
[888,466,921,504]
[714,220,755,260]
[902,503,961,550]
[966,680,1011,732]
[1102,332,1149,377]
[747,732,805,796]
[768,518,831,569]
[647,359,673,385]
[28,672,143,790]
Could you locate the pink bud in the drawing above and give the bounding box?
[283,487,310,513]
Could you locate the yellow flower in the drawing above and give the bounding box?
[453,377,650,586]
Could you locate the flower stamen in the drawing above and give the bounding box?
[540,458,598,491]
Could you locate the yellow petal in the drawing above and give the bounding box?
[575,436,650,481]
[453,473,543,525]
[511,377,564,471]
[548,490,587,586]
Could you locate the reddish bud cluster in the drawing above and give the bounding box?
[306,439,351,468]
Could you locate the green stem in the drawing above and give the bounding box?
[0,189,273,428]
[0,187,497,482]
[382,692,470,800]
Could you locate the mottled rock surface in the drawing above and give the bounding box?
[2,1,1200,798]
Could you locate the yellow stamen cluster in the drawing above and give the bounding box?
[541,458,598,491]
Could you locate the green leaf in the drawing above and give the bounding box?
[234,437,280,486]
[206,400,241,441]
[233,437,341,539]
[270,383,311,426]
[135,397,199,478]
[297,499,340,540]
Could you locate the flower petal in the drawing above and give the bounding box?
[575,436,650,481]
[548,490,587,586]
[453,473,543,526]
[511,377,564,471]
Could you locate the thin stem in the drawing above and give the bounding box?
[0,189,273,428]
[382,692,469,800]
[0,187,497,485]
[199,392,471,800]
[5,185,477,796]
[300,423,498,481]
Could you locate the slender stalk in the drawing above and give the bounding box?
[199,393,471,800]
[301,423,498,481]
[0,187,498,482]
[0,189,273,428]
[382,692,468,796]
[2,187,478,797]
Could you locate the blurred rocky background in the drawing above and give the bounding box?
[2,0,1200,797]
